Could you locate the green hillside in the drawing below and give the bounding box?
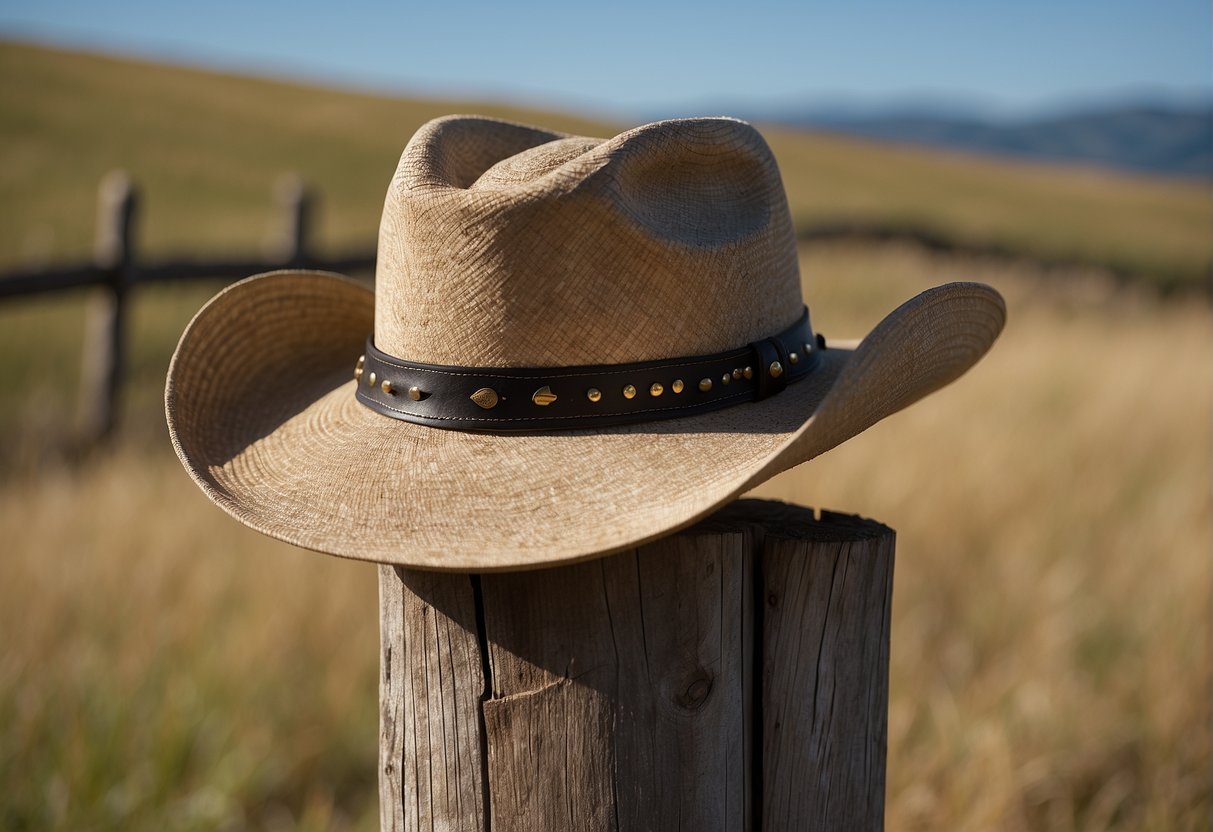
[1,39,1209,289]
[0,40,608,263]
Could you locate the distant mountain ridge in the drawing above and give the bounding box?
[774,103,1212,178]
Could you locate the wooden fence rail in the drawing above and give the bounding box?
[0,171,375,443]
[7,169,1161,445]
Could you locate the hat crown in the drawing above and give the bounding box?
[374,115,805,367]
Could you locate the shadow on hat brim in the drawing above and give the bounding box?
[165,271,1004,571]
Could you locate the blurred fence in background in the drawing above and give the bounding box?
[0,171,376,443]
[1,169,1198,446]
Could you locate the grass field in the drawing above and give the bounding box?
[2,40,1209,286]
[1,39,1210,832]
[759,247,1210,831]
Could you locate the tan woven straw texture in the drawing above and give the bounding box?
[166,115,1006,571]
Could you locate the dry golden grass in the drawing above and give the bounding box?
[2,243,1207,830]
[758,245,1211,831]
[0,448,382,830]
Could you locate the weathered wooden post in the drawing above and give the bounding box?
[378,499,894,831]
[80,170,137,443]
[270,173,312,266]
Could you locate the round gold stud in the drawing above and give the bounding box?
[623,384,637,400]
[671,379,684,394]
[698,378,713,392]
[367,371,377,387]
[732,368,742,380]
[721,373,731,386]
[769,361,783,378]
[587,388,602,403]
[354,355,365,382]
[789,352,799,365]
[381,379,394,395]
[650,383,663,397]
[408,385,423,401]
[804,342,813,355]
[743,366,753,380]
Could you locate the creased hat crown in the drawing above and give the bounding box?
[374,115,805,367]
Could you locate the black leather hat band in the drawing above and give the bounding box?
[353,308,822,433]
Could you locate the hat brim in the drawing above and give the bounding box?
[166,270,1004,571]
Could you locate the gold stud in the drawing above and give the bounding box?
[470,387,499,409]
[672,379,684,394]
[408,386,423,401]
[804,342,813,355]
[587,388,602,403]
[721,373,731,386]
[367,371,377,387]
[381,379,394,395]
[650,383,663,397]
[789,352,799,365]
[354,355,365,382]
[732,368,742,380]
[532,386,557,406]
[623,384,637,400]
[698,378,713,392]
[769,361,783,378]
[743,366,753,379]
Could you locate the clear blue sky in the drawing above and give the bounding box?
[1,0,1209,117]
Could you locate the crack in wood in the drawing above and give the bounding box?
[377,500,894,831]
[470,573,493,832]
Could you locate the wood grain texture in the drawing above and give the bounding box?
[379,565,486,832]
[479,559,618,831]
[378,499,894,831]
[759,508,895,831]
[479,531,751,831]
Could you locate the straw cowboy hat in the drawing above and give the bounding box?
[166,115,1005,571]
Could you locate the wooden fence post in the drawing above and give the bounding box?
[79,171,137,444]
[271,173,312,266]
[378,498,894,831]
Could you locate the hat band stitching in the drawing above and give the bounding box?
[365,350,754,379]
[354,307,817,432]
[360,389,757,422]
